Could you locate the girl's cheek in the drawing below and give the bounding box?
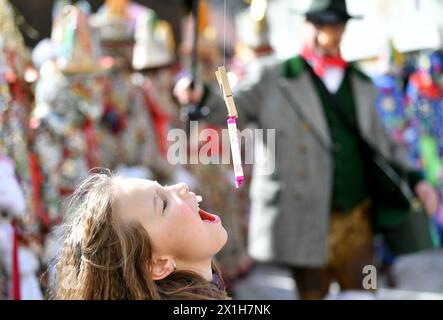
[174,201,193,215]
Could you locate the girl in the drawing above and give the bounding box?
[51,169,228,299]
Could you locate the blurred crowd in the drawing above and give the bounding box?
[0,0,443,300]
[0,0,258,299]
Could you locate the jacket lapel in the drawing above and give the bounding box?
[278,71,332,149]
[351,73,374,143]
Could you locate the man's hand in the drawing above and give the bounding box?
[173,77,204,106]
[415,181,440,217]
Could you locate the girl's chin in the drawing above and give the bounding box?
[217,226,228,247]
[206,226,228,253]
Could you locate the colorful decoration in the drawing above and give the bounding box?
[404,51,443,236]
[373,74,406,143]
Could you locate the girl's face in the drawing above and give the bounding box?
[114,178,228,265]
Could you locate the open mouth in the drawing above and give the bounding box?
[198,208,220,223]
[195,195,220,223]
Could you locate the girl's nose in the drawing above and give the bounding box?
[171,183,190,199]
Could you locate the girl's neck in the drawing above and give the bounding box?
[176,259,213,281]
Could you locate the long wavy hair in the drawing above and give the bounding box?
[50,169,227,300]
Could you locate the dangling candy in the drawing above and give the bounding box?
[215,66,244,188]
[227,116,244,188]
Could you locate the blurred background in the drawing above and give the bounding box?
[1,0,443,300]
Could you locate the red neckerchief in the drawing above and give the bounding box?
[300,45,347,77]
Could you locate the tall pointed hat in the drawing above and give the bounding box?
[132,9,175,70]
[56,3,107,74]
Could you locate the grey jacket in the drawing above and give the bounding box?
[203,57,412,267]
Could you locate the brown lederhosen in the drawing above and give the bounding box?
[291,200,374,299]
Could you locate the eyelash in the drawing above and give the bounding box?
[162,199,168,212]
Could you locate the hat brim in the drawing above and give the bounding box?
[292,9,362,24]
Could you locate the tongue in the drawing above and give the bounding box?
[199,208,217,222]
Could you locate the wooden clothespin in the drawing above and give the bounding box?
[215,66,238,118]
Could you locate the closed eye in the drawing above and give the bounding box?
[162,198,168,213]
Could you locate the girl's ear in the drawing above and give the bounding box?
[149,256,175,281]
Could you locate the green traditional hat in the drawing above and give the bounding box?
[301,0,361,24]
